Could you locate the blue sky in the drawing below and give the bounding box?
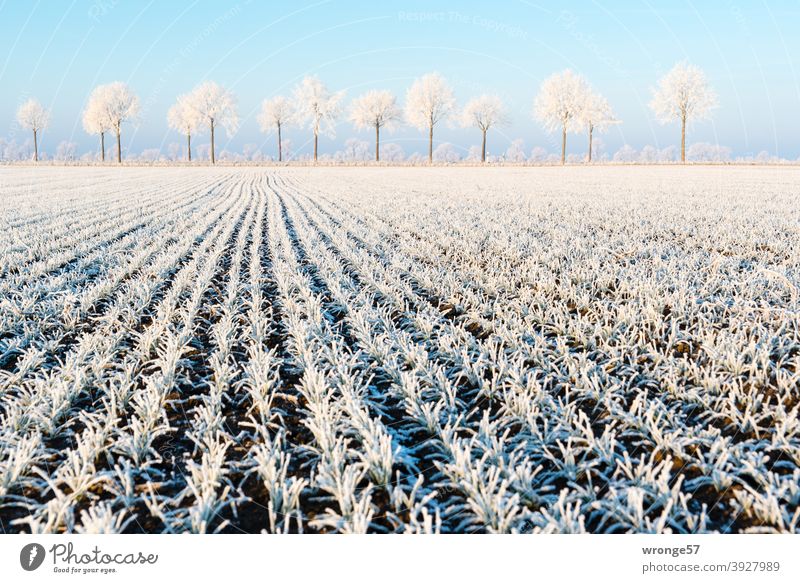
[1,0,799,159]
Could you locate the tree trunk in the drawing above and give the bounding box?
[428,124,434,163]
[681,115,686,163]
[375,122,380,162]
[561,125,567,165]
[313,131,318,162]
[588,124,593,163]
[210,122,216,165]
[116,128,122,164]
[100,132,105,162]
[33,129,38,162]
[481,129,487,163]
[187,133,192,162]
[277,122,282,162]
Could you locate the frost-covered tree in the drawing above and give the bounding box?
[349,90,401,161]
[505,139,526,163]
[186,81,239,164]
[336,138,370,162]
[106,83,140,164]
[0,139,34,161]
[405,73,456,163]
[293,76,344,163]
[54,141,77,161]
[382,143,405,162]
[83,82,140,164]
[755,150,775,163]
[16,99,49,162]
[650,62,718,163]
[529,146,548,163]
[613,144,638,163]
[687,142,731,163]
[659,145,679,163]
[104,82,140,163]
[460,95,508,163]
[258,96,294,162]
[534,70,589,164]
[579,91,617,163]
[167,94,201,162]
[138,148,161,162]
[465,145,482,162]
[167,142,181,161]
[589,137,607,162]
[279,138,293,162]
[432,142,461,163]
[242,143,263,162]
[82,86,114,162]
[639,145,659,164]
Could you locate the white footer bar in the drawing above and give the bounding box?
[1,534,797,582]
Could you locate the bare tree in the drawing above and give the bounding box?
[167,94,201,162]
[16,99,49,162]
[83,86,113,162]
[258,96,294,162]
[650,62,718,163]
[460,95,508,163]
[349,90,401,162]
[534,70,589,164]
[186,82,239,164]
[293,76,344,162]
[579,91,618,163]
[404,73,455,163]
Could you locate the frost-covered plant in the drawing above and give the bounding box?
[1,165,798,535]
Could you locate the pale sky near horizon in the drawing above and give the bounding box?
[1,0,798,159]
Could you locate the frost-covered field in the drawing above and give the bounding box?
[1,166,798,534]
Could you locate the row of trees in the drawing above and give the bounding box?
[16,62,717,165]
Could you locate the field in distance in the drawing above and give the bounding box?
[0,166,798,533]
